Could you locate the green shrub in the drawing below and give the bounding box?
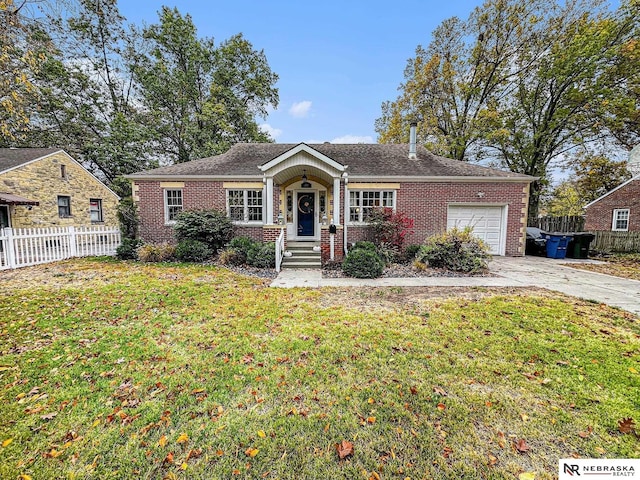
[342,248,385,278]
[416,227,490,273]
[246,242,275,268]
[351,241,377,252]
[173,209,234,252]
[403,244,422,262]
[228,236,259,263]
[137,243,176,263]
[175,239,213,263]
[218,248,246,266]
[116,238,143,260]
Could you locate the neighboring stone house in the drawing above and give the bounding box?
[0,148,120,230]
[584,175,640,232]
[128,129,534,262]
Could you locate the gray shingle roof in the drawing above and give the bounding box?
[0,148,63,174]
[130,143,532,179]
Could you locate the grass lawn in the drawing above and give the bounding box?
[566,253,640,281]
[1,259,638,479]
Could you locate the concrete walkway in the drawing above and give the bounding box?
[270,256,640,316]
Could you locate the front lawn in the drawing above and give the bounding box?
[566,253,640,281]
[1,259,638,479]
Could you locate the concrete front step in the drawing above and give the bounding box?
[282,242,321,269]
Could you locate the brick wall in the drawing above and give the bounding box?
[344,182,529,256]
[394,182,529,256]
[321,226,344,261]
[0,151,119,228]
[135,180,225,243]
[585,180,640,231]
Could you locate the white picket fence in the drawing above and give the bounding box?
[0,226,121,270]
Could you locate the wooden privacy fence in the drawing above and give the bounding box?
[0,226,121,270]
[589,231,640,253]
[529,215,585,233]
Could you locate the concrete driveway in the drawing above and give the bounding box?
[272,256,640,316]
[490,256,640,316]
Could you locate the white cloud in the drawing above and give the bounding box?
[330,134,374,144]
[289,100,312,118]
[259,123,282,139]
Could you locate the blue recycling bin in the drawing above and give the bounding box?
[545,233,572,259]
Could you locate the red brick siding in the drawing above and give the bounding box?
[321,226,344,261]
[345,182,528,256]
[235,226,263,242]
[584,180,640,231]
[135,180,225,243]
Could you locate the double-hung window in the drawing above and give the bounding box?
[164,189,183,223]
[58,195,71,218]
[612,208,629,231]
[90,198,103,223]
[227,189,263,223]
[349,190,395,223]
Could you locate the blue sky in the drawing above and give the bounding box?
[118,0,483,144]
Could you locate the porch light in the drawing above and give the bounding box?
[277,212,284,225]
[301,170,312,188]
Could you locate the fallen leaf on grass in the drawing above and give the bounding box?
[2,438,12,447]
[163,452,174,464]
[336,440,354,459]
[618,417,636,434]
[433,386,447,396]
[436,403,446,411]
[158,435,167,447]
[514,439,530,453]
[41,412,57,421]
[519,473,536,480]
[245,447,259,458]
[18,475,32,480]
[488,454,498,466]
[578,426,593,438]
[257,430,266,438]
[176,433,188,444]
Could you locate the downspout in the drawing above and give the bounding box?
[343,171,349,255]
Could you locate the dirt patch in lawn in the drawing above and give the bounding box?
[318,286,558,313]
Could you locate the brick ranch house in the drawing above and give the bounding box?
[584,174,640,232]
[128,132,534,261]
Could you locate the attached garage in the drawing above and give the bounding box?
[447,205,507,255]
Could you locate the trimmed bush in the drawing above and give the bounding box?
[342,248,385,278]
[218,248,246,266]
[116,238,143,260]
[175,239,213,263]
[228,236,259,263]
[173,209,234,252]
[246,242,276,268]
[416,227,490,273]
[137,243,176,263]
[367,207,414,249]
[351,241,377,252]
[403,244,422,263]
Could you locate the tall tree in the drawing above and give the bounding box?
[0,0,51,142]
[375,0,545,160]
[573,153,631,203]
[377,0,639,219]
[134,7,278,164]
[28,0,156,195]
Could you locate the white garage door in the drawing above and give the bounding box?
[447,205,506,255]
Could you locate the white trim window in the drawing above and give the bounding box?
[349,190,395,223]
[612,208,630,231]
[89,198,103,223]
[227,189,263,223]
[164,189,183,224]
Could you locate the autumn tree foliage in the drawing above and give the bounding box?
[377,0,639,219]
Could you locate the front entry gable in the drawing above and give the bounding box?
[259,143,346,183]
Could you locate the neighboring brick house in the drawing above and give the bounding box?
[129,131,534,261]
[0,148,120,230]
[584,175,640,232]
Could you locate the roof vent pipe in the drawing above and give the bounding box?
[409,122,417,159]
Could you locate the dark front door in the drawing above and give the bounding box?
[297,192,315,237]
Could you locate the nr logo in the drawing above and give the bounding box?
[564,464,581,476]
